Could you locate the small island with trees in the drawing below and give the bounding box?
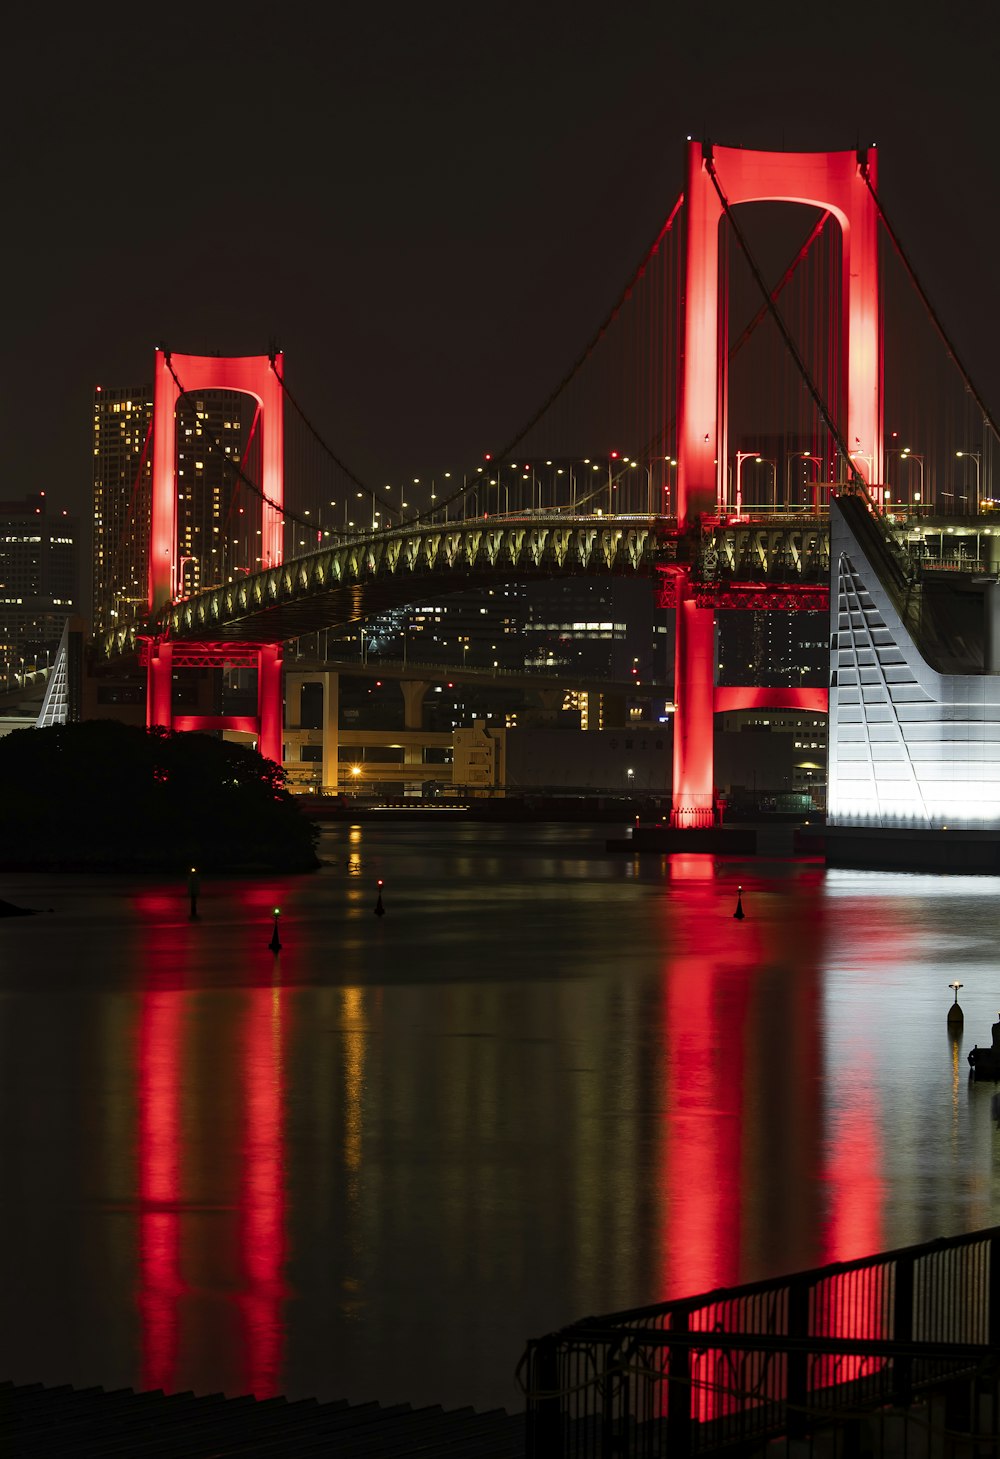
[0,721,321,872]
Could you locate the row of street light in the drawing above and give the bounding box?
[283,444,989,553]
[727,446,987,516]
[293,457,683,533]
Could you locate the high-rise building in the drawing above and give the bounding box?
[717,609,828,688]
[92,383,245,636]
[0,492,79,688]
[92,385,153,637]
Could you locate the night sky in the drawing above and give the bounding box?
[4,2,1000,522]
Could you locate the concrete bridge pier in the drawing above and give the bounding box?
[401,680,428,729]
[401,681,430,786]
[257,646,283,768]
[284,668,339,791]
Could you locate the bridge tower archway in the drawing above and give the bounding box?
[673,142,880,827]
[146,349,286,765]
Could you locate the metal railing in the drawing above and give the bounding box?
[519,1225,1000,1458]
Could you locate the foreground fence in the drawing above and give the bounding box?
[518,1227,1000,1458]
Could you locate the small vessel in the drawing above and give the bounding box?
[968,1014,1000,1079]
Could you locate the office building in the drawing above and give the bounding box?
[0,492,79,689]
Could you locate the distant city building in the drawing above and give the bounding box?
[716,709,827,809]
[335,578,665,697]
[92,385,153,637]
[717,610,828,687]
[522,579,656,681]
[92,383,245,636]
[0,492,79,688]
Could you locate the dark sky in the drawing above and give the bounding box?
[4,1,999,521]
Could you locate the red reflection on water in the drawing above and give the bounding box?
[660,893,764,1301]
[238,985,288,1397]
[815,1087,885,1385]
[655,868,887,1420]
[132,892,178,919]
[824,1094,883,1265]
[138,990,185,1393]
[669,854,715,882]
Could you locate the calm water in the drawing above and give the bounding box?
[2,821,1000,1414]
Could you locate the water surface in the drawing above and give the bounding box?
[1,822,998,1413]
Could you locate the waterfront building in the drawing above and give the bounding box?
[716,708,828,811]
[827,495,1000,866]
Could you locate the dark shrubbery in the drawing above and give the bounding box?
[0,721,320,871]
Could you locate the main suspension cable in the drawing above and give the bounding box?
[163,352,314,534]
[410,193,687,525]
[268,355,397,521]
[491,193,685,465]
[859,163,1000,447]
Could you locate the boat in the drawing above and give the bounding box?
[968,1016,1000,1079]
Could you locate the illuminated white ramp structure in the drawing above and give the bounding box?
[828,496,1000,864]
[34,618,84,729]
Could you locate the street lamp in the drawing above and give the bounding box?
[735,453,776,514]
[733,451,760,518]
[848,447,873,488]
[627,459,655,514]
[176,554,198,599]
[660,457,677,516]
[569,459,601,513]
[898,450,925,511]
[957,451,981,513]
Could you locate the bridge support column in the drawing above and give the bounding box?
[401,680,428,730]
[671,586,716,828]
[147,640,173,733]
[257,646,283,768]
[321,671,339,793]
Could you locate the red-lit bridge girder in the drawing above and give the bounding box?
[656,573,829,613]
[137,640,271,669]
[714,685,829,714]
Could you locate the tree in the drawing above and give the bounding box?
[0,722,320,871]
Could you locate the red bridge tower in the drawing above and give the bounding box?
[672,141,881,826]
[144,348,285,766]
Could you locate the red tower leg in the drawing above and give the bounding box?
[257,645,284,768]
[147,640,174,734]
[671,585,716,829]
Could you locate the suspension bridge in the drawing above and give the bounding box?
[93,139,1000,829]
